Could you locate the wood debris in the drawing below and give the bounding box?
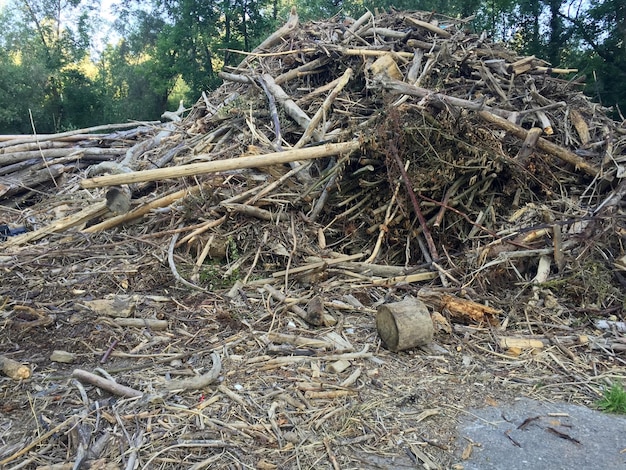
[1,8,625,470]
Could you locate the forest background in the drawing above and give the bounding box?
[0,0,623,134]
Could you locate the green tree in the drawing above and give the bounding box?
[0,0,101,132]
[0,49,48,133]
[19,0,101,130]
[93,41,168,123]
[2,0,625,131]
[361,0,482,18]
[115,0,277,104]
[561,0,626,114]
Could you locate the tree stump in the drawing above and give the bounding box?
[376,297,433,351]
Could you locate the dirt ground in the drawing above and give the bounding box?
[1,225,624,469]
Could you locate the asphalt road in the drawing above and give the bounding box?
[455,397,626,470]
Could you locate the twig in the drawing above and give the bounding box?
[365,169,403,264]
[164,353,222,391]
[271,252,366,278]
[309,158,346,223]
[243,230,268,284]
[264,284,313,325]
[342,10,372,43]
[246,161,313,205]
[324,438,342,470]
[433,177,466,228]
[71,369,143,398]
[168,229,208,292]
[124,431,144,470]
[177,215,228,246]
[222,203,276,221]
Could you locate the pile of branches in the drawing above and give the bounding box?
[1,8,624,296]
[184,8,624,288]
[42,8,624,292]
[2,8,626,470]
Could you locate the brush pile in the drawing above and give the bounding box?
[1,8,624,470]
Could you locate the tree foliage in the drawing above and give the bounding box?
[563,0,626,114]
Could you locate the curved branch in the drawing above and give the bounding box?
[21,0,52,62]
[557,11,613,63]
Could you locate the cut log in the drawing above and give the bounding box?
[376,297,433,351]
[105,186,132,214]
[0,355,31,380]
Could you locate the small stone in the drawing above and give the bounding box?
[50,350,76,363]
[283,431,299,444]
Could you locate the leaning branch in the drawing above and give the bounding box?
[478,111,605,179]
[81,141,362,188]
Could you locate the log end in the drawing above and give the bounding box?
[376,297,433,352]
[0,355,32,380]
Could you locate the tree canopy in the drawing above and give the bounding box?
[0,0,623,133]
